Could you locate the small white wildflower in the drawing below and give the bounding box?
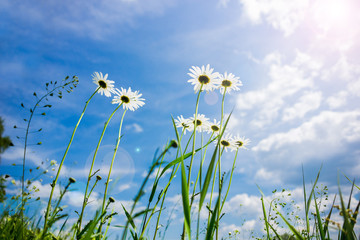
[188,64,220,93]
[112,87,145,111]
[218,72,242,94]
[189,114,210,133]
[175,115,192,134]
[92,72,116,97]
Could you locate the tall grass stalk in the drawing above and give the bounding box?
[20,76,78,238]
[77,103,123,233]
[43,87,99,237]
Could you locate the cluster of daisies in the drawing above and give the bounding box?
[175,114,250,151]
[175,64,250,151]
[188,64,242,93]
[92,72,145,111]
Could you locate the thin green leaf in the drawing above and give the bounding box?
[259,194,270,240]
[171,117,191,240]
[199,145,218,211]
[205,190,221,240]
[338,182,352,240]
[323,195,336,235]
[122,204,136,230]
[313,195,325,239]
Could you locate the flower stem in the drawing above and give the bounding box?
[188,85,203,187]
[99,109,127,235]
[215,87,227,240]
[220,149,238,212]
[42,87,99,236]
[77,103,122,234]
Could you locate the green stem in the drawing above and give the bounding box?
[188,85,203,188]
[220,149,238,213]
[152,130,185,240]
[100,109,127,232]
[215,88,226,240]
[77,103,122,234]
[43,87,99,237]
[22,79,77,237]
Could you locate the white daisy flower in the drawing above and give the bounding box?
[231,135,251,150]
[217,133,234,152]
[175,115,192,134]
[92,72,116,97]
[189,114,210,133]
[218,72,242,94]
[112,87,145,111]
[188,64,220,93]
[207,119,221,134]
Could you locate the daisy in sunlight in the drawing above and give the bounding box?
[112,87,145,111]
[231,134,250,150]
[219,133,234,152]
[189,113,210,133]
[175,115,192,134]
[207,119,221,135]
[92,72,116,97]
[188,64,220,93]
[218,72,242,94]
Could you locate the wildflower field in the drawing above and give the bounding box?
[1,65,359,239]
[1,0,360,239]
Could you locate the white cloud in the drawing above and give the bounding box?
[282,91,322,121]
[223,193,262,217]
[347,78,360,97]
[239,0,309,36]
[321,55,360,82]
[125,123,144,133]
[236,50,322,128]
[118,183,131,192]
[254,168,282,185]
[1,147,46,166]
[253,110,360,161]
[326,91,348,109]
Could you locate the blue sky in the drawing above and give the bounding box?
[1,0,360,238]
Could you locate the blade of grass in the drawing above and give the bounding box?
[342,172,360,191]
[205,185,221,240]
[338,178,353,240]
[313,194,325,239]
[323,195,336,236]
[258,186,270,240]
[122,204,136,230]
[171,117,191,240]
[302,164,322,237]
[199,112,232,212]
[199,146,218,211]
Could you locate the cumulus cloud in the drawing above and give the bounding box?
[253,110,360,161]
[238,0,309,36]
[326,91,348,109]
[282,91,322,121]
[236,50,322,128]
